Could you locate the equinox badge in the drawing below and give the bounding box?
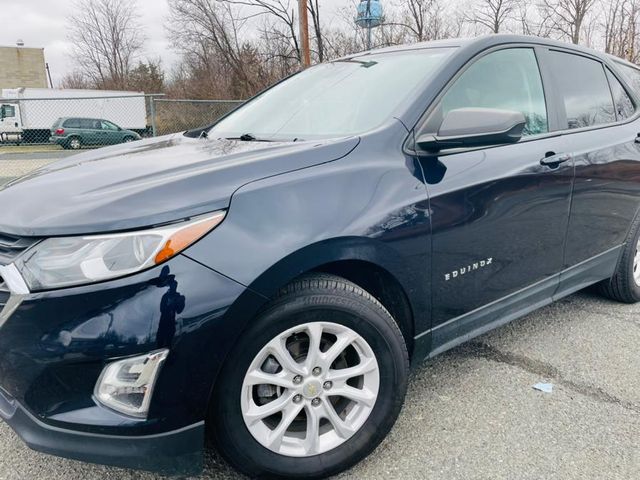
[444,258,493,281]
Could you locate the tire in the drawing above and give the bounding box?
[210,273,409,479]
[67,136,82,150]
[123,136,135,143]
[599,212,640,303]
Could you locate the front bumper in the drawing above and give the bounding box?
[0,254,263,473]
[0,386,204,474]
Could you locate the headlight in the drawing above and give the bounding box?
[16,211,225,291]
[95,349,169,417]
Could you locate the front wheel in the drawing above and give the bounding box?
[210,274,409,479]
[123,135,136,143]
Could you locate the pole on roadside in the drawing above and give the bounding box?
[150,96,157,137]
[298,0,311,68]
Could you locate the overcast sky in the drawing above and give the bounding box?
[2,0,349,86]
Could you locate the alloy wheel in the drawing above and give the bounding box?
[240,321,380,457]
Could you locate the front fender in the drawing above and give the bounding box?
[184,122,431,336]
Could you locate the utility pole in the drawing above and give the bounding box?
[298,0,311,68]
[45,63,54,88]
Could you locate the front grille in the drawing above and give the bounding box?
[0,233,38,265]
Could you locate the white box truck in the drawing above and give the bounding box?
[0,88,148,143]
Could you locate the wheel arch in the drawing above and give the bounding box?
[204,236,423,420]
[242,236,418,357]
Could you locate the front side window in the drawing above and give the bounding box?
[429,48,548,136]
[547,51,615,129]
[1,105,15,118]
[101,120,119,130]
[209,48,455,140]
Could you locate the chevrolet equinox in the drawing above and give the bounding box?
[1,35,640,479]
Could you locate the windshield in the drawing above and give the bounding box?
[209,48,454,141]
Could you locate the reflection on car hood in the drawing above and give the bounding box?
[0,134,359,236]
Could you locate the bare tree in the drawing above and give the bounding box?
[68,0,144,89]
[466,0,520,33]
[60,71,91,89]
[537,0,596,44]
[227,1,302,63]
[169,0,260,98]
[308,0,324,62]
[603,0,640,61]
[395,0,462,42]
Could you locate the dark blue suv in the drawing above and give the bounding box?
[2,35,640,479]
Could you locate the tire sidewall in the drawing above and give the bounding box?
[624,221,640,299]
[212,292,408,479]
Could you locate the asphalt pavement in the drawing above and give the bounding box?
[0,150,76,186]
[0,289,638,479]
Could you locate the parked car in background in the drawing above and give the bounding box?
[2,34,640,479]
[0,87,148,144]
[50,117,141,149]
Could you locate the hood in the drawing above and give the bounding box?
[0,134,359,236]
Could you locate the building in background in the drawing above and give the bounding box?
[0,45,47,90]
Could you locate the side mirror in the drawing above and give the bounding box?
[416,108,526,153]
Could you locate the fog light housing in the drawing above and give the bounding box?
[94,349,169,418]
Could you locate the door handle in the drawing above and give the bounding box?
[540,152,571,167]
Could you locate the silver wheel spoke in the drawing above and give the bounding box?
[269,338,305,375]
[244,369,293,389]
[303,405,321,454]
[266,402,304,450]
[304,323,324,370]
[331,385,377,408]
[325,356,377,383]
[320,400,356,439]
[244,393,292,425]
[322,330,358,367]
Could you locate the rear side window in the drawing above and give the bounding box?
[431,48,548,136]
[547,51,615,129]
[63,118,81,128]
[606,68,635,120]
[79,119,100,129]
[616,62,640,95]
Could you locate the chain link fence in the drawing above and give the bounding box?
[0,94,243,186]
[151,99,243,136]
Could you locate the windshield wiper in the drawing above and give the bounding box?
[225,133,273,142]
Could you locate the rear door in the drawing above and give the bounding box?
[417,47,574,348]
[545,50,640,292]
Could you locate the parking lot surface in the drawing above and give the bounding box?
[0,289,638,479]
[0,150,75,186]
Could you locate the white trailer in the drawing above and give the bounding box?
[0,88,148,143]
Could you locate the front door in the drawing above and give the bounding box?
[417,47,574,349]
[100,120,121,145]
